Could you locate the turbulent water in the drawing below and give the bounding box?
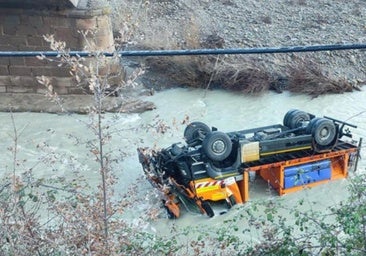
[1,88,366,237]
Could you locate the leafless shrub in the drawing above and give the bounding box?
[286,58,354,97]
[0,31,176,254]
[212,58,272,93]
[145,55,210,88]
[145,55,273,94]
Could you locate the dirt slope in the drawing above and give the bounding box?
[115,0,366,89]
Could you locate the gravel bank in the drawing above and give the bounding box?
[119,0,366,85]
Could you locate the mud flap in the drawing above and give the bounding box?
[225,195,237,209]
[225,177,243,204]
[163,199,180,219]
[199,199,215,218]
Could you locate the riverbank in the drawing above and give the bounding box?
[0,92,155,114]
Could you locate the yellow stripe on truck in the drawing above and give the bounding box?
[260,146,312,156]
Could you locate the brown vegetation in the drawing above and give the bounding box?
[145,53,357,97]
[286,58,356,97]
[115,0,365,98]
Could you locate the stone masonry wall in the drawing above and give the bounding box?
[0,7,118,94]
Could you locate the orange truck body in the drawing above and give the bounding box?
[191,141,358,205]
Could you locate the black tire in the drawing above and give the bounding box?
[283,109,298,127]
[184,122,211,145]
[287,110,310,129]
[306,117,322,134]
[202,131,232,161]
[226,195,236,209]
[201,200,215,218]
[312,118,336,146]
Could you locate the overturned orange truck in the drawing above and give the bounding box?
[138,109,361,218]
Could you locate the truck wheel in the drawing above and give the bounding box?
[306,117,322,134]
[312,119,336,146]
[287,110,310,129]
[283,109,298,127]
[184,121,211,146]
[226,195,237,209]
[201,200,215,218]
[203,131,232,161]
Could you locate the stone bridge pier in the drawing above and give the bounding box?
[0,0,122,95]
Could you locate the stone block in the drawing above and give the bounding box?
[0,86,6,93]
[16,25,37,37]
[25,57,51,67]
[53,77,76,88]
[7,85,35,93]
[54,27,79,48]
[43,16,72,28]
[0,58,10,66]
[36,87,49,94]
[9,57,25,66]
[54,86,69,95]
[2,23,17,35]
[76,18,97,30]
[0,45,17,50]
[9,66,32,76]
[3,15,20,26]
[67,87,85,94]
[26,36,44,47]
[20,15,43,28]
[10,76,39,87]
[36,24,51,36]
[33,66,72,77]
[0,76,11,86]
[3,36,27,49]
[51,67,71,77]
[0,66,9,75]
[96,16,112,31]
[94,34,114,51]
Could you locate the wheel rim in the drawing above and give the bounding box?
[313,119,336,146]
[212,140,226,155]
[203,131,232,161]
[319,127,330,142]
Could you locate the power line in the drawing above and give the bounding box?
[0,43,366,57]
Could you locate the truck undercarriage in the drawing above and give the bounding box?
[138,109,360,218]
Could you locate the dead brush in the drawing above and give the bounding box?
[286,59,354,97]
[145,55,212,88]
[212,58,272,94]
[145,55,273,94]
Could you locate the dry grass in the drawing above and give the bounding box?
[286,58,355,97]
[145,54,358,97]
[212,58,272,93]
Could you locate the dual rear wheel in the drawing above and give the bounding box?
[284,109,337,149]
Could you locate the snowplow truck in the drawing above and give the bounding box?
[137,109,359,218]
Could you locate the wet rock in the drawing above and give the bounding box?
[118,99,156,113]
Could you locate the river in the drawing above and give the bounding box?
[1,88,366,242]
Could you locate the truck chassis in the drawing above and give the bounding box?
[138,109,360,218]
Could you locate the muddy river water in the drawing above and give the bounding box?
[1,88,366,241]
